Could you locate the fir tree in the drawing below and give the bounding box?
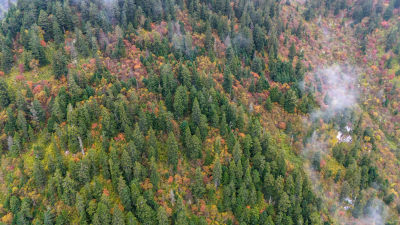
[167,132,179,170]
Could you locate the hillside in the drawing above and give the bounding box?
[0,0,399,224]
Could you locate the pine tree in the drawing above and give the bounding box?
[213,156,222,188]
[53,20,64,45]
[190,134,201,160]
[78,159,90,185]
[43,209,54,225]
[232,141,242,163]
[76,193,87,224]
[118,176,132,211]
[269,87,281,103]
[29,25,48,66]
[178,64,191,88]
[284,89,297,113]
[38,10,51,41]
[156,207,169,225]
[62,173,76,206]
[256,75,270,92]
[223,67,233,94]
[95,202,111,225]
[31,99,45,123]
[204,24,214,51]
[17,110,28,140]
[265,97,272,111]
[112,204,125,225]
[167,132,179,170]
[0,79,10,109]
[33,160,47,188]
[253,25,265,50]
[112,37,126,59]
[121,149,133,182]
[149,157,160,189]
[173,85,188,118]
[383,3,393,20]
[52,48,68,79]
[75,28,90,57]
[126,212,139,225]
[135,196,156,225]
[288,42,296,61]
[2,34,14,74]
[191,167,205,199]
[191,98,201,126]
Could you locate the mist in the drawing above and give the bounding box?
[311,64,359,120]
[302,64,388,225]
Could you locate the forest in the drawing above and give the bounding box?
[0,0,399,224]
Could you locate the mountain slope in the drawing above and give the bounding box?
[0,0,399,224]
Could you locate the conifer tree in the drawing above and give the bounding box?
[112,204,125,225]
[2,34,14,74]
[52,47,68,79]
[118,176,132,211]
[0,79,10,109]
[53,20,64,45]
[213,156,222,188]
[223,67,233,94]
[157,206,169,225]
[167,132,179,170]
[29,25,48,66]
[173,85,188,118]
[38,10,51,41]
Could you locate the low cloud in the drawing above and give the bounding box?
[302,64,387,225]
[311,64,359,120]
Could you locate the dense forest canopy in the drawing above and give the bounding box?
[0,0,399,224]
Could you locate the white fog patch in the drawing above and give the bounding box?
[337,131,352,143]
[311,64,359,120]
[301,64,388,224]
[359,199,388,225]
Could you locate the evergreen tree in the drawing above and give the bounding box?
[76,193,87,224]
[204,24,214,51]
[167,132,179,170]
[253,25,265,50]
[118,176,132,211]
[29,25,48,66]
[223,67,233,94]
[213,156,222,188]
[53,20,64,45]
[121,149,133,182]
[284,89,297,113]
[157,206,169,225]
[173,85,188,118]
[95,202,111,225]
[43,209,54,225]
[383,3,394,20]
[52,47,68,79]
[190,134,202,160]
[265,97,272,111]
[288,42,296,61]
[191,167,205,199]
[135,196,156,225]
[33,159,46,188]
[0,79,10,109]
[2,34,14,74]
[256,74,270,92]
[149,157,160,189]
[62,173,76,206]
[75,28,90,57]
[112,37,126,59]
[112,204,125,225]
[126,212,139,225]
[38,10,51,42]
